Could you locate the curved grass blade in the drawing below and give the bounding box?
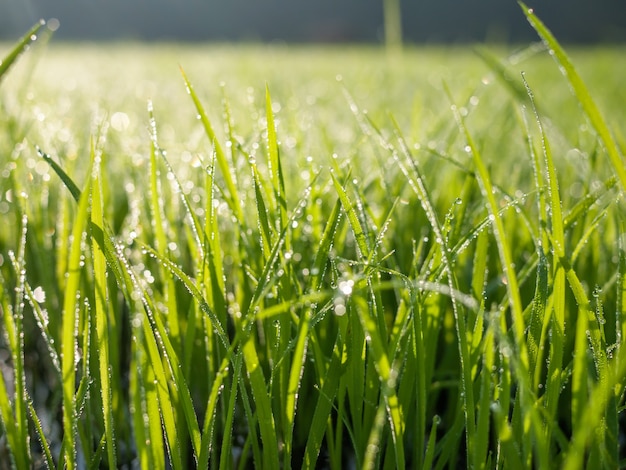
[0,20,46,83]
[22,281,61,378]
[37,147,81,201]
[180,67,243,221]
[4,216,32,469]
[520,1,626,191]
[142,244,229,348]
[27,395,54,470]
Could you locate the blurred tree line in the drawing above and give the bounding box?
[1,0,624,43]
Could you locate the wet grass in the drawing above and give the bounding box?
[1,6,626,468]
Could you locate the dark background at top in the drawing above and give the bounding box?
[1,0,625,43]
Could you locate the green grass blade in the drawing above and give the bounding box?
[91,155,117,469]
[148,103,182,355]
[4,217,32,469]
[448,88,529,374]
[520,2,626,191]
[180,67,243,221]
[0,20,46,83]
[303,336,344,469]
[391,113,476,462]
[241,336,280,469]
[202,150,227,324]
[522,74,567,445]
[61,160,92,469]
[474,326,495,469]
[422,416,440,470]
[265,85,287,233]
[618,222,626,361]
[142,244,229,348]
[352,293,405,468]
[128,257,204,464]
[37,147,82,201]
[27,395,55,470]
[22,281,60,378]
[284,190,342,467]
[251,163,272,260]
[0,276,28,469]
[217,355,242,470]
[330,170,370,259]
[141,315,183,468]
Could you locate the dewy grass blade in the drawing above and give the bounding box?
[302,335,344,469]
[564,329,626,470]
[330,170,370,259]
[0,20,46,83]
[618,222,626,356]
[61,159,92,469]
[391,116,476,462]
[523,74,567,437]
[129,331,151,469]
[448,88,529,374]
[27,395,55,470]
[37,147,82,201]
[180,67,243,221]
[141,314,183,468]
[520,104,549,390]
[241,336,280,469]
[42,131,204,469]
[148,104,181,354]
[0,273,29,469]
[6,215,32,469]
[251,163,272,260]
[142,244,229,348]
[0,309,12,451]
[475,326,495,469]
[352,293,405,468]
[22,280,61,377]
[284,196,342,467]
[422,415,440,470]
[91,154,117,469]
[265,85,287,234]
[520,2,626,191]
[203,150,227,320]
[217,355,242,470]
[129,255,204,464]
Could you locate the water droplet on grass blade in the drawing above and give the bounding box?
[33,286,46,303]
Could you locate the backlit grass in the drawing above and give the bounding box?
[0,6,625,468]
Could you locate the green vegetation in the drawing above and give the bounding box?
[1,6,625,469]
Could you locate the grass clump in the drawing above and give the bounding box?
[0,5,625,468]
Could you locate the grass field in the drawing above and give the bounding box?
[1,8,626,469]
